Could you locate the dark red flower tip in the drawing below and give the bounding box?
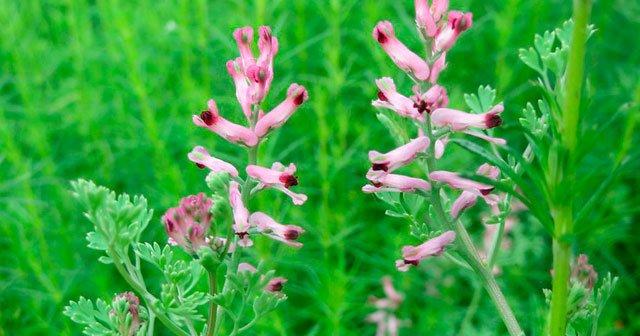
[293,92,305,106]
[195,163,206,169]
[404,259,420,266]
[480,187,494,196]
[284,229,300,240]
[372,181,383,188]
[267,280,284,292]
[413,100,430,115]
[279,174,299,188]
[200,110,217,126]
[371,163,389,172]
[374,27,388,44]
[377,91,388,102]
[485,113,502,128]
[236,231,248,239]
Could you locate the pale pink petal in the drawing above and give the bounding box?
[373,21,430,81]
[254,84,308,138]
[368,136,429,172]
[188,146,239,177]
[431,103,503,130]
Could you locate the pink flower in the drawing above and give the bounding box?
[254,84,308,138]
[266,277,288,292]
[431,103,503,130]
[442,164,501,218]
[372,77,421,120]
[571,254,598,290]
[372,21,430,81]
[229,181,252,247]
[238,262,257,273]
[254,26,279,101]
[412,84,449,115]
[246,64,272,104]
[368,136,430,172]
[249,212,304,247]
[226,58,252,120]
[434,11,473,52]
[429,52,447,83]
[193,100,258,147]
[395,231,456,271]
[415,0,449,38]
[434,135,449,159]
[162,193,213,252]
[233,27,255,68]
[364,170,431,193]
[429,168,495,196]
[188,146,239,177]
[246,162,308,205]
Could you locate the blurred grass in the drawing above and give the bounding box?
[0,0,638,335]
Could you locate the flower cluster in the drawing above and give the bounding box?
[163,25,308,253]
[161,25,309,329]
[365,0,507,272]
[366,277,408,336]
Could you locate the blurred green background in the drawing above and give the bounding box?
[0,0,638,335]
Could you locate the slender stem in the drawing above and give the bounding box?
[549,1,591,335]
[213,104,261,335]
[205,269,218,336]
[423,113,523,335]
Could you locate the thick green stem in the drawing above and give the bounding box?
[549,1,591,335]
[549,205,573,335]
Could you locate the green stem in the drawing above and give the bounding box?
[205,269,218,336]
[549,1,591,335]
[423,115,523,335]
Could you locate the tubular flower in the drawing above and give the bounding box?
[412,84,449,115]
[368,136,430,172]
[366,276,407,336]
[193,100,258,147]
[434,135,449,159]
[229,181,253,247]
[249,212,304,247]
[372,21,430,81]
[364,169,431,193]
[372,77,421,120]
[433,11,473,52]
[266,277,288,292]
[246,64,272,104]
[395,230,456,271]
[187,146,239,177]
[226,58,252,120]
[162,193,213,252]
[246,162,308,205]
[429,169,495,195]
[233,27,255,68]
[254,83,308,138]
[431,103,504,130]
[254,26,279,101]
[415,0,449,38]
[441,163,501,218]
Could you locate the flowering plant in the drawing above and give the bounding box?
[364,1,525,334]
[64,25,309,336]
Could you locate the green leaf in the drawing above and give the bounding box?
[519,47,543,74]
